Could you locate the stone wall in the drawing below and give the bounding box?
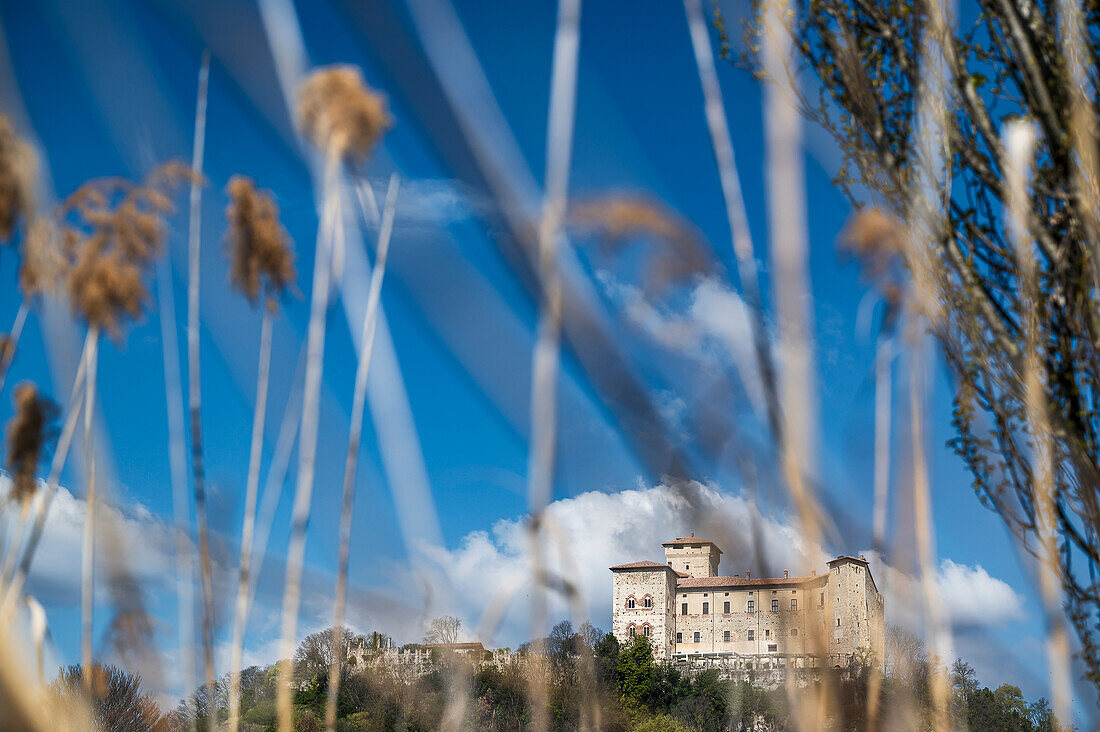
[611,567,677,658]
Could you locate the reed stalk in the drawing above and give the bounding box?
[183,52,216,730]
[278,151,340,731]
[0,299,28,398]
[155,253,197,723]
[324,173,398,731]
[522,0,580,729]
[0,328,91,618]
[1005,120,1073,726]
[79,325,99,693]
[227,306,273,732]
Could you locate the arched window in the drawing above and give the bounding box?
[642,624,652,637]
[628,625,636,638]
[626,596,636,609]
[643,596,653,608]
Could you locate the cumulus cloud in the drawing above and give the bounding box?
[870,553,1026,633]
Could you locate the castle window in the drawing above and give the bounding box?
[765,629,771,639]
[836,618,841,626]
[685,564,689,570]
[628,626,636,638]
[667,561,672,567]
[791,629,798,636]
[693,632,700,643]
[791,599,798,611]
[723,601,730,614]
[703,593,707,597]
[627,597,635,609]
[681,603,688,616]
[747,600,754,613]
[643,596,652,608]
[723,631,731,642]
[676,632,682,643]
[748,630,754,641]
[643,625,652,637]
[771,599,778,612]
[768,644,778,653]
[702,602,709,615]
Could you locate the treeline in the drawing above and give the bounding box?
[44,620,1074,731]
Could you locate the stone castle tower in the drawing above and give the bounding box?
[611,536,885,666]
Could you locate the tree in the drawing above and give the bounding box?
[577,621,604,652]
[50,664,164,731]
[884,624,926,686]
[616,635,659,708]
[423,615,462,645]
[758,0,1100,692]
[295,626,356,684]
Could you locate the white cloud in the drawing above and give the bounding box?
[595,273,767,419]
[868,552,1027,634]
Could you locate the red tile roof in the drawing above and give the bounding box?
[609,560,676,571]
[661,536,722,553]
[676,574,826,589]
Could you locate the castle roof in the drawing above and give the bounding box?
[827,555,869,566]
[424,642,485,651]
[661,536,723,554]
[609,560,675,571]
[676,574,827,589]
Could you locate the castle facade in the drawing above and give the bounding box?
[610,536,885,665]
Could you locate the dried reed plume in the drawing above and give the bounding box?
[570,194,711,292]
[279,63,392,731]
[840,207,906,316]
[298,66,391,163]
[60,161,198,338]
[225,176,297,309]
[19,217,66,299]
[226,174,296,732]
[0,112,36,244]
[5,382,58,506]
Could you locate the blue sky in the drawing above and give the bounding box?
[0,0,1088,718]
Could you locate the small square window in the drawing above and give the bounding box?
[768,644,778,653]
[791,629,798,636]
[703,593,708,597]
[724,592,729,596]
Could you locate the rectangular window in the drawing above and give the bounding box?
[768,644,778,653]
[771,599,779,612]
[747,600,754,613]
[748,630,754,641]
[765,629,771,639]
[791,598,798,611]
[723,601,730,614]
[676,632,682,643]
[693,632,700,643]
[819,593,824,609]
[723,631,731,642]
[681,603,688,616]
[702,602,709,615]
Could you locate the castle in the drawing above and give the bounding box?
[611,536,885,666]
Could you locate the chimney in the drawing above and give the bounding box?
[746,570,751,579]
[690,532,695,537]
[811,570,816,576]
[784,569,789,579]
[734,574,740,578]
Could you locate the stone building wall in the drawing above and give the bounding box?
[663,542,719,578]
[611,566,677,658]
